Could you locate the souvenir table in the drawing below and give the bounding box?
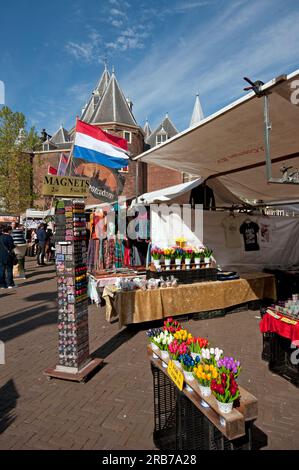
[88,268,146,305]
[103,272,276,327]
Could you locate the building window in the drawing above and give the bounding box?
[123,131,132,143]
[156,133,167,145]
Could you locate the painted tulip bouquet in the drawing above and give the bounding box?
[201,347,223,365]
[174,247,185,259]
[217,356,241,379]
[179,353,199,372]
[146,327,163,341]
[184,248,194,259]
[163,248,175,260]
[151,330,173,351]
[193,246,205,258]
[151,247,163,260]
[174,329,193,343]
[211,372,240,403]
[163,317,182,334]
[203,247,213,258]
[168,340,189,360]
[187,337,209,354]
[193,363,218,386]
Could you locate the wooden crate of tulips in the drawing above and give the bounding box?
[146,317,258,449]
[148,246,218,284]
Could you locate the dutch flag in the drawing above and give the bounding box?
[73,119,129,169]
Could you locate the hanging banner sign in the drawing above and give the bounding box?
[42,175,90,197]
[73,161,125,203]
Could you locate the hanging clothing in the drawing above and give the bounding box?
[240,221,260,251]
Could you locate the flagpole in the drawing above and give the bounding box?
[67,116,78,176]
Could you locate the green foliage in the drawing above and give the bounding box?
[0,106,41,214]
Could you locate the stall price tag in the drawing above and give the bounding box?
[167,360,184,391]
[266,309,281,319]
[280,316,298,325]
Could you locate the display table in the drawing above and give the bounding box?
[260,309,299,387]
[88,270,146,305]
[148,346,258,450]
[103,272,276,327]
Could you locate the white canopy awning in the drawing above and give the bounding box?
[130,178,203,205]
[134,70,299,203]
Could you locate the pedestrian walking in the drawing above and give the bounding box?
[11,222,27,279]
[36,223,47,266]
[0,226,16,289]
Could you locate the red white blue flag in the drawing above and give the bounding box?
[73,119,129,169]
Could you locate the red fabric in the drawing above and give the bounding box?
[260,311,299,343]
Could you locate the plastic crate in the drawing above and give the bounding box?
[151,363,177,450]
[269,334,299,387]
[147,268,218,285]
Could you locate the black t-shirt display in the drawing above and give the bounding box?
[239,221,260,251]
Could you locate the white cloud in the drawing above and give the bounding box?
[173,0,215,12]
[106,27,148,51]
[109,0,119,4]
[120,0,299,129]
[65,31,102,63]
[110,18,123,28]
[111,8,126,17]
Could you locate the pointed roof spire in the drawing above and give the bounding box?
[91,71,137,126]
[81,65,111,123]
[50,125,70,145]
[190,93,204,127]
[143,118,152,139]
[146,113,178,148]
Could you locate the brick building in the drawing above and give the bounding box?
[32,66,204,208]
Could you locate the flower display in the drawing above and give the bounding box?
[163,248,175,260]
[174,247,185,259]
[193,363,218,386]
[146,327,163,339]
[187,336,209,354]
[203,247,213,258]
[201,347,223,364]
[151,247,163,260]
[168,340,189,360]
[217,356,241,378]
[179,353,199,372]
[184,248,194,259]
[211,372,240,403]
[163,317,182,334]
[151,330,173,351]
[174,329,193,343]
[193,246,205,258]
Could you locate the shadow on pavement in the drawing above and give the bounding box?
[0,379,20,434]
[20,277,54,287]
[91,327,140,360]
[0,303,57,342]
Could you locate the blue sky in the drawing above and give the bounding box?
[1,0,299,135]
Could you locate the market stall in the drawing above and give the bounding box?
[103,272,276,327]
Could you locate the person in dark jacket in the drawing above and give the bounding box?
[36,223,47,266]
[0,226,16,289]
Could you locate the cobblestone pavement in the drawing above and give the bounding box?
[0,260,298,450]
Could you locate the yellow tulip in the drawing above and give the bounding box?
[207,374,211,381]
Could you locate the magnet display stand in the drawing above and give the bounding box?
[44,199,103,383]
